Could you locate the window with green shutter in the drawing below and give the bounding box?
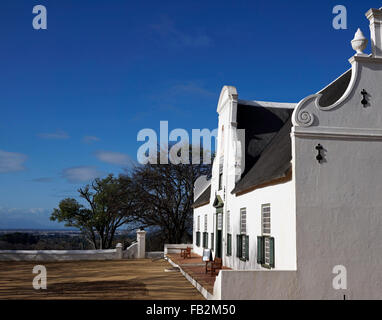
[269,237,275,268]
[257,236,264,264]
[260,204,274,269]
[238,208,249,261]
[239,234,249,261]
[245,235,249,261]
[257,235,275,268]
[227,233,232,256]
[202,232,208,248]
[196,232,201,247]
[236,234,241,258]
[236,234,248,261]
[211,233,214,250]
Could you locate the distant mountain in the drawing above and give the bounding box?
[0,207,65,230]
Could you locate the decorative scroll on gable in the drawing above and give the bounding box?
[293,9,382,135]
[293,55,382,133]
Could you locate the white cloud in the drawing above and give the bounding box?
[95,151,134,167]
[150,17,212,48]
[37,130,69,140]
[62,166,102,183]
[82,136,100,144]
[170,83,215,98]
[0,150,27,173]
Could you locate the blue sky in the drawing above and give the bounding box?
[0,0,380,228]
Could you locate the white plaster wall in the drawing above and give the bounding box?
[293,135,382,299]
[193,203,214,257]
[290,55,382,299]
[212,270,298,300]
[225,181,296,271]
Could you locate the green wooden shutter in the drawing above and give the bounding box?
[270,237,275,268]
[230,234,232,256]
[205,233,207,248]
[257,236,264,264]
[245,235,249,261]
[236,235,240,258]
[226,234,229,256]
[229,234,232,256]
[227,234,231,256]
[211,233,214,250]
[196,232,200,247]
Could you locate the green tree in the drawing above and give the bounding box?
[50,175,135,249]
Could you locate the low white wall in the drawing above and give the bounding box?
[123,242,138,259]
[0,249,118,261]
[146,251,164,259]
[212,270,298,300]
[0,242,137,261]
[164,244,193,254]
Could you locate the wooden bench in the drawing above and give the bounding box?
[180,247,192,259]
[205,257,222,275]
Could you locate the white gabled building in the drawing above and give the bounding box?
[192,88,297,271]
[192,7,382,299]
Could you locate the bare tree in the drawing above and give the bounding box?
[127,146,212,244]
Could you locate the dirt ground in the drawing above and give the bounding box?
[0,259,204,300]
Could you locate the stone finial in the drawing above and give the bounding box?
[351,28,368,55]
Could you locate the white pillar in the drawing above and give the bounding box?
[137,229,146,259]
[116,243,123,259]
[366,8,382,58]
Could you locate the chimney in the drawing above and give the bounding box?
[366,8,382,58]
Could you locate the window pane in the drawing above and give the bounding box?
[240,209,246,234]
[227,211,230,233]
[261,205,271,235]
[241,235,246,259]
[217,213,223,230]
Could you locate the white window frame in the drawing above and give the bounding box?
[261,204,271,236]
[240,208,247,234]
[226,210,231,234]
[261,204,271,267]
[197,215,200,232]
[217,213,223,231]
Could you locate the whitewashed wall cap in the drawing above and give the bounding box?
[365,8,382,21]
